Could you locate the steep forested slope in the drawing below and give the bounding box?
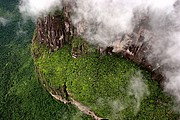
[0,1,90,120]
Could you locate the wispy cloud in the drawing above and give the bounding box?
[19,0,63,20]
[0,17,9,26]
[128,71,149,114]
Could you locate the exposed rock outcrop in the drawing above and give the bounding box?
[37,5,73,51]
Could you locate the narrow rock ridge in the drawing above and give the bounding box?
[50,92,105,120]
[34,65,105,120]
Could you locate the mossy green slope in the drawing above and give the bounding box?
[33,36,180,119]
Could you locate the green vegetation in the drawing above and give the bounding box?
[1,1,180,119]
[71,36,96,57]
[33,35,180,119]
[0,1,91,120]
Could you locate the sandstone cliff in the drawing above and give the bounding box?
[36,6,163,84]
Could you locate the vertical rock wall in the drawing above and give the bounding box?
[37,6,73,51]
[35,5,164,83]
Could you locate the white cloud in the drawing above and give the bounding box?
[128,71,149,114]
[0,17,8,26]
[19,0,62,20]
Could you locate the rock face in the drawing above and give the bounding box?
[37,6,73,51]
[36,6,163,82]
